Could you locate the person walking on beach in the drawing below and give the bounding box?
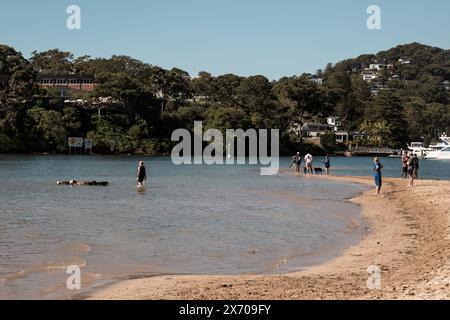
[401,152,410,179]
[304,153,314,175]
[136,161,147,187]
[323,155,331,175]
[373,157,383,195]
[409,154,419,187]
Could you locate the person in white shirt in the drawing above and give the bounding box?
[304,153,314,175]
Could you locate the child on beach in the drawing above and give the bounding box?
[373,157,383,195]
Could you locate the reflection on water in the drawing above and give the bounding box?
[0,155,382,299]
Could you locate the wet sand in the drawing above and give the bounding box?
[87,175,450,300]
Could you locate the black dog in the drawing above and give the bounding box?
[314,167,324,175]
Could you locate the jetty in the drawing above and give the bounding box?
[344,146,400,157]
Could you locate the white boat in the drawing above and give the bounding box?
[408,142,429,158]
[423,135,450,160]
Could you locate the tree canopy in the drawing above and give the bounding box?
[0,43,449,154]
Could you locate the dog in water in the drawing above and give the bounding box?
[314,167,324,175]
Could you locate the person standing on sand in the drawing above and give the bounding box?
[413,154,420,180]
[401,152,409,179]
[295,153,302,173]
[323,155,331,175]
[291,152,301,173]
[373,157,383,195]
[136,161,147,187]
[304,153,314,175]
[409,154,419,187]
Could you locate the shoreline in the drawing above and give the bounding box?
[86,175,450,300]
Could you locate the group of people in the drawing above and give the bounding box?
[402,152,420,186]
[291,153,331,175]
[372,152,421,196]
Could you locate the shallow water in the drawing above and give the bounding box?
[1,155,446,299]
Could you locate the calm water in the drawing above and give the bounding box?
[0,155,448,299]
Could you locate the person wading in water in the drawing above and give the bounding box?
[137,161,147,187]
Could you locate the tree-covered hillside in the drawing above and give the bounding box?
[0,43,449,155]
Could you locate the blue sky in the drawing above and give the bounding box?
[1,0,449,80]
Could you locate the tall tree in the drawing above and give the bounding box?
[30,49,74,73]
[0,45,36,104]
[364,91,409,147]
[273,75,323,140]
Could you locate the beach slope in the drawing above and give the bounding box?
[87,176,450,300]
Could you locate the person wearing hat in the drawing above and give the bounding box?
[137,161,147,187]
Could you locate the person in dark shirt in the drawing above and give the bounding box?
[409,154,419,187]
[323,155,331,175]
[137,161,147,187]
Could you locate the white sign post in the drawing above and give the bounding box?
[68,137,84,155]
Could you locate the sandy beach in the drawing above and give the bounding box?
[86,175,450,300]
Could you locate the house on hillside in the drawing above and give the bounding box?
[398,59,411,65]
[361,69,378,82]
[327,116,342,131]
[443,80,450,91]
[307,74,323,85]
[37,74,95,97]
[301,123,330,138]
[369,63,385,71]
[335,131,350,143]
[295,119,352,146]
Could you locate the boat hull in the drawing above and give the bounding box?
[423,152,450,160]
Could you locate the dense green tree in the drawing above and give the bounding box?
[74,55,150,79]
[0,45,36,104]
[1,42,449,154]
[0,45,36,152]
[357,120,392,147]
[94,72,159,121]
[26,107,67,152]
[191,71,214,98]
[210,74,242,107]
[204,106,250,132]
[273,75,324,140]
[364,91,409,147]
[30,49,74,74]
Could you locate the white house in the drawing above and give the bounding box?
[335,131,350,143]
[369,63,385,71]
[361,69,378,82]
[327,116,342,131]
[443,80,450,91]
[301,123,330,137]
[308,75,323,85]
